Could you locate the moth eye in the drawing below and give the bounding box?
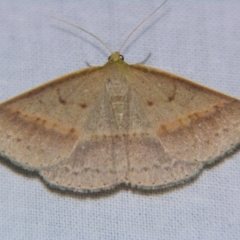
[120,55,124,60]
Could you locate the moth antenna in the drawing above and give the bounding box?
[51,16,113,54]
[119,0,168,53]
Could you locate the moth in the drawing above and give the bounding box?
[1,1,239,193]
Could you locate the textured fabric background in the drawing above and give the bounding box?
[0,1,240,239]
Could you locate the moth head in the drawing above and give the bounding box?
[108,52,124,63]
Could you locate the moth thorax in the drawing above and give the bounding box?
[105,77,128,126]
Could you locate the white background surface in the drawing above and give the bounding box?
[0,0,240,239]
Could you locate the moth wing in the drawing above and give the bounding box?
[0,67,106,170]
[125,65,240,188]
